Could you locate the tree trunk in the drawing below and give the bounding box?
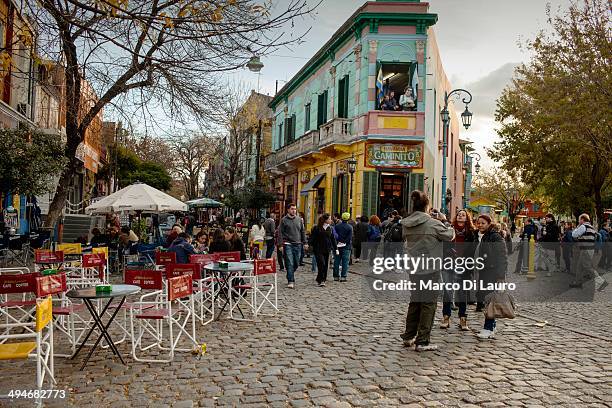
[44,156,81,228]
[594,186,604,229]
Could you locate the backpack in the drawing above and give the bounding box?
[384,222,403,242]
[368,225,381,241]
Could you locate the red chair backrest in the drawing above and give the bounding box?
[124,269,163,290]
[0,272,39,295]
[35,250,64,264]
[189,254,219,267]
[217,251,240,262]
[82,253,106,268]
[254,258,276,275]
[35,273,67,297]
[166,263,201,280]
[168,275,193,301]
[155,251,176,266]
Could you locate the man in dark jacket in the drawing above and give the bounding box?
[354,215,369,262]
[168,232,197,264]
[279,204,308,288]
[540,213,562,276]
[263,213,276,259]
[333,213,353,282]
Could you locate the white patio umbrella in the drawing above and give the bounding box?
[85,182,188,215]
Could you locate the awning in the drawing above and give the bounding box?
[300,174,325,195]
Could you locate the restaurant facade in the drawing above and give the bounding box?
[265,0,467,230]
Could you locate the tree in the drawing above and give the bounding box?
[224,180,276,211]
[490,0,611,225]
[28,0,317,227]
[112,146,172,191]
[0,127,66,201]
[472,169,530,224]
[167,132,216,200]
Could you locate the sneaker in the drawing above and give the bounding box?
[333,277,340,282]
[596,279,608,292]
[287,282,295,289]
[354,259,360,264]
[402,336,416,348]
[451,304,459,311]
[476,329,495,339]
[415,344,438,352]
[459,317,470,331]
[340,277,347,282]
[439,316,450,329]
[318,282,326,287]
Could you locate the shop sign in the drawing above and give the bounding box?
[301,170,311,183]
[365,142,423,169]
[336,161,348,175]
[2,207,19,229]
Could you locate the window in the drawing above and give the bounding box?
[304,104,311,132]
[317,90,328,127]
[375,62,417,111]
[337,75,349,118]
[284,114,297,145]
[278,123,283,148]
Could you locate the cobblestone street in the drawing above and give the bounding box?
[1,259,611,408]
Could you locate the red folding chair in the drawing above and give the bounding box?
[34,250,64,272]
[129,275,198,363]
[155,251,177,269]
[168,262,214,326]
[65,253,106,290]
[217,251,241,262]
[0,272,40,339]
[34,273,86,357]
[229,258,278,320]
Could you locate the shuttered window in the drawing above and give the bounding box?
[341,175,348,213]
[361,171,379,218]
[332,176,338,215]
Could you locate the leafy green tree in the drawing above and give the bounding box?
[111,146,172,191]
[491,0,611,225]
[0,127,66,199]
[224,181,275,211]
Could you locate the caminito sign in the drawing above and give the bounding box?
[365,142,423,169]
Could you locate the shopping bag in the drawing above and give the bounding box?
[484,290,517,319]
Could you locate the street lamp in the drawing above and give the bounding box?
[440,89,473,216]
[347,154,357,217]
[246,55,264,92]
[463,151,481,209]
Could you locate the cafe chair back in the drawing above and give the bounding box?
[229,258,278,321]
[168,262,214,326]
[129,275,198,363]
[0,271,40,339]
[217,251,241,262]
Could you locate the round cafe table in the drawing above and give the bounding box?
[66,284,141,370]
[204,262,253,320]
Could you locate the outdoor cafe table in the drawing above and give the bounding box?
[204,262,253,320]
[66,284,141,370]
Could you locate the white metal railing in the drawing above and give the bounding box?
[64,199,89,215]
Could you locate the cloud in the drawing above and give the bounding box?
[461,62,518,119]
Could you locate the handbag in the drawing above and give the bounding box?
[484,290,517,319]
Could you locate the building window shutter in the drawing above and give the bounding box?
[332,176,338,215]
[304,104,310,132]
[317,93,324,127]
[341,175,348,212]
[338,77,345,119]
[323,90,328,123]
[362,171,378,218]
[410,173,424,193]
[291,114,296,141]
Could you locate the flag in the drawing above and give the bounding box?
[376,67,384,107]
[411,62,420,99]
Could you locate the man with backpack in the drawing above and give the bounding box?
[333,213,353,282]
[382,211,403,272]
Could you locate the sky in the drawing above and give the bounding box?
[229,0,573,169]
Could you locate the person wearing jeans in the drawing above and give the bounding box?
[333,213,353,282]
[279,204,308,289]
[263,213,276,259]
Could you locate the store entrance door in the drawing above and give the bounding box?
[378,173,408,219]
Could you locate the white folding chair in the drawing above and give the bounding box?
[0,295,55,407]
[0,272,39,340]
[229,258,278,320]
[129,275,198,363]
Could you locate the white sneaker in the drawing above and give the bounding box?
[318,282,326,287]
[477,329,495,339]
[287,282,295,289]
[415,344,438,352]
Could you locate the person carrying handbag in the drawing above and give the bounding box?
[473,215,509,340]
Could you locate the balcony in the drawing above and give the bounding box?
[264,110,425,171]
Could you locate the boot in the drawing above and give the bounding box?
[459,317,469,331]
[439,316,450,329]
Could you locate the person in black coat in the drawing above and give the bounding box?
[354,215,370,261]
[473,214,508,340]
[208,228,231,254]
[225,226,246,260]
[308,213,338,287]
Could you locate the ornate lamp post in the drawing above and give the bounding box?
[347,154,357,217]
[440,89,473,215]
[463,151,481,209]
[246,55,264,91]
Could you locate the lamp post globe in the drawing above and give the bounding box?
[246,56,264,73]
[461,106,472,129]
